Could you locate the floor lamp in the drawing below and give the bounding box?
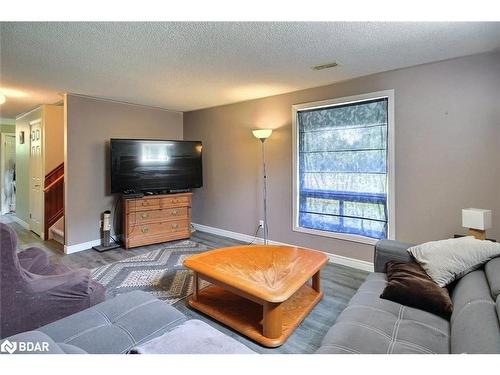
[252,129,273,244]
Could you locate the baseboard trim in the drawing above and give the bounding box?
[192,223,258,244]
[64,239,102,254]
[324,253,374,272]
[192,223,374,272]
[64,234,123,254]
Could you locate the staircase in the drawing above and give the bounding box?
[44,163,64,243]
[48,216,64,245]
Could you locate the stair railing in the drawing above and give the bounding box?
[43,163,64,240]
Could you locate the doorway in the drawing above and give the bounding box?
[29,119,44,237]
[0,133,16,215]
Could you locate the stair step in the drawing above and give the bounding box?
[50,227,64,237]
[49,220,64,245]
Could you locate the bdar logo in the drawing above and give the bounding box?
[1,339,17,354]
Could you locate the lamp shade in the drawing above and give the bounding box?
[462,208,492,230]
[252,129,272,140]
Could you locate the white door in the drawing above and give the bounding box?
[1,134,16,214]
[29,120,44,237]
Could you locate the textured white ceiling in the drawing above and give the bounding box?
[1,22,500,118]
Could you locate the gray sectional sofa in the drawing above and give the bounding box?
[2,289,255,354]
[317,240,500,354]
[3,239,499,354]
[3,291,186,354]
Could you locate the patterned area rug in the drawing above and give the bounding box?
[91,240,211,305]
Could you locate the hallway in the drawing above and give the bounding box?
[0,213,63,254]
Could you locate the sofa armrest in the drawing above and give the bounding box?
[25,268,92,294]
[374,239,415,273]
[18,246,50,273]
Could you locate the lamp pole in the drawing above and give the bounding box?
[252,129,272,245]
[261,138,268,245]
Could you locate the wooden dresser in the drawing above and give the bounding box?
[122,192,192,249]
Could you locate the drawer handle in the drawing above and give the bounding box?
[141,227,150,234]
[171,210,178,215]
[141,213,150,219]
[171,223,179,229]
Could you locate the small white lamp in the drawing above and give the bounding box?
[462,208,492,240]
[252,129,273,244]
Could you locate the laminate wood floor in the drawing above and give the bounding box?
[2,214,369,354]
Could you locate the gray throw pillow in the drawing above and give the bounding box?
[407,236,500,287]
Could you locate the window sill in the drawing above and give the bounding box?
[292,225,382,245]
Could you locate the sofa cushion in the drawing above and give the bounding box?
[374,240,414,273]
[380,261,453,319]
[485,257,500,299]
[38,291,184,354]
[317,273,450,354]
[497,299,500,323]
[450,270,500,353]
[408,236,500,287]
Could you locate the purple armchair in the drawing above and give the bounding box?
[0,223,106,338]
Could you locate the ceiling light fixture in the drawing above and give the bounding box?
[0,95,6,105]
[0,87,28,98]
[312,62,339,71]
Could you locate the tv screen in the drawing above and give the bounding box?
[110,139,203,194]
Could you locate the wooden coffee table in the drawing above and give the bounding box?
[183,245,328,347]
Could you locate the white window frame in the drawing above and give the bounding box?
[292,89,395,245]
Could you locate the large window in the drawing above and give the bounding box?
[292,91,394,244]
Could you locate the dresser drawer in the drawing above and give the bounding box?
[126,219,190,238]
[126,230,190,248]
[127,198,160,212]
[161,195,190,208]
[128,207,189,224]
[122,192,192,249]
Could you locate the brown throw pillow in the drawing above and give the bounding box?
[380,261,453,320]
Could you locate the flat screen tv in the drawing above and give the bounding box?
[110,139,203,194]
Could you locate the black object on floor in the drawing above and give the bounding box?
[92,243,121,252]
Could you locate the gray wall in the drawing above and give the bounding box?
[184,52,500,262]
[65,95,183,247]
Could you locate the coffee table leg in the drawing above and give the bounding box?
[192,271,199,301]
[263,302,283,339]
[312,270,321,292]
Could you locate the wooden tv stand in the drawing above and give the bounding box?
[122,192,192,249]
